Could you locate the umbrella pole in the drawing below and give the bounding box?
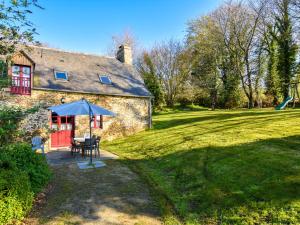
[89,108,93,165]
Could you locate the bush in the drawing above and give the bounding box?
[0,105,42,146]
[0,143,51,225]
[0,106,23,146]
[3,143,51,193]
[0,169,33,224]
[178,96,193,107]
[0,106,51,224]
[0,60,10,89]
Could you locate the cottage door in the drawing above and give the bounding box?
[51,113,75,148]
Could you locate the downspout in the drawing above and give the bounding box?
[148,97,153,129]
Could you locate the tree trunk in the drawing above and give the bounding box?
[248,93,254,109]
[210,89,217,111]
[245,54,254,108]
[283,82,290,99]
[166,97,174,108]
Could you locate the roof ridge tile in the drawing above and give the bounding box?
[28,45,115,60]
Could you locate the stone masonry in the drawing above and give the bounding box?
[1,89,151,151]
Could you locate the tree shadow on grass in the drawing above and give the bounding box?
[153,110,300,130]
[121,135,300,224]
[106,110,300,157]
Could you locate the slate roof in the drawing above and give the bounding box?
[23,46,151,98]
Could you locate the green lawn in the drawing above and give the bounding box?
[103,108,300,224]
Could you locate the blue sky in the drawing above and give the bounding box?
[30,0,224,55]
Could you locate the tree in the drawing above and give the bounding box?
[290,0,300,20]
[136,51,164,109]
[0,0,42,58]
[272,0,298,99]
[149,39,188,107]
[253,39,267,107]
[186,0,300,108]
[259,3,281,105]
[264,28,281,104]
[0,59,9,89]
[0,0,41,89]
[187,16,222,110]
[211,3,244,108]
[217,1,265,108]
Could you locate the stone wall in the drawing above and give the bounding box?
[1,89,151,151]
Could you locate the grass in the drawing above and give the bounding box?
[103,108,300,224]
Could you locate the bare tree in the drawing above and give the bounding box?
[150,39,189,107]
[213,1,266,108]
[211,3,244,108]
[291,0,300,20]
[106,29,140,62]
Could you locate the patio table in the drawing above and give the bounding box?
[74,137,85,143]
[73,137,97,158]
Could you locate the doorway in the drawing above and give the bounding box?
[51,113,75,148]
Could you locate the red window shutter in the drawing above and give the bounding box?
[93,116,97,128]
[93,115,103,129]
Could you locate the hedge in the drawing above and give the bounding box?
[0,143,51,225]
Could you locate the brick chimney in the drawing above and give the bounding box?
[116,45,132,65]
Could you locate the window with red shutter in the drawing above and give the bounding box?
[92,115,103,129]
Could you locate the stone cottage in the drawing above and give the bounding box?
[1,45,152,150]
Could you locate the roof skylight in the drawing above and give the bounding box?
[54,71,68,80]
[99,75,112,85]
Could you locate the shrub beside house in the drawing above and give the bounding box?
[0,106,51,225]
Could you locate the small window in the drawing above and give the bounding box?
[11,65,31,95]
[12,65,20,76]
[92,115,103,129]
[54,71,68,80]
[99,75,112,85]
[22,67,30,77]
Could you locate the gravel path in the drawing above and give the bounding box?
[25,158,162,225]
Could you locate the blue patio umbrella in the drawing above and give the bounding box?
[48,98,115,164]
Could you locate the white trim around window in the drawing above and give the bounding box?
[99,75,112,85]
[54,71,68,80]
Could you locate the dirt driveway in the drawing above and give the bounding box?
[25,154,162,225]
